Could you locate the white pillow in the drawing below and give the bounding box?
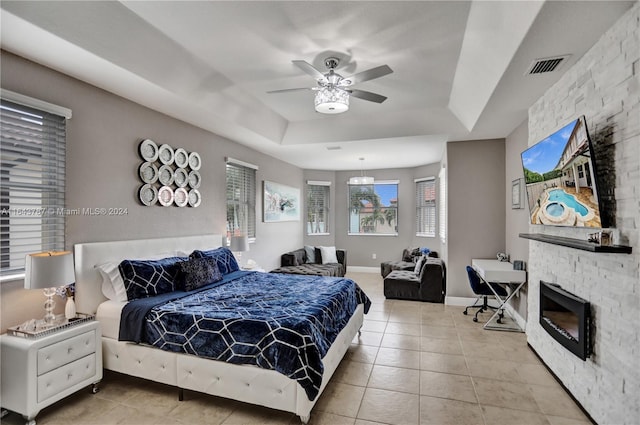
[96,262,127,302]
[414,255,425,275]
[319,246,338,264]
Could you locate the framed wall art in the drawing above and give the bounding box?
[512,178,523,209]
[263,181,300,222]
[137,138,202,208]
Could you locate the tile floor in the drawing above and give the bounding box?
[2,272,592,425]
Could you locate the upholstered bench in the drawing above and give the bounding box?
[270,246,347,277]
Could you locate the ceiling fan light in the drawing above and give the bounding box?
[315,88,349,114]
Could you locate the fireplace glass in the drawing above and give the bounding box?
[539,281,591,360]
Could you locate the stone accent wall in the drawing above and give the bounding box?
[526,4,639,424]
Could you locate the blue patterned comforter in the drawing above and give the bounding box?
[119,271,370,400]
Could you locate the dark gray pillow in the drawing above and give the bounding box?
[304,245,316,263]
[178,257,222,291]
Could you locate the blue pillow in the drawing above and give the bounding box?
[119,256,186,300]
[190,247,239,275]
[178,257,223,291]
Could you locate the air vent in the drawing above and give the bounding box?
[526,55,571,75]
[326,146,342,150]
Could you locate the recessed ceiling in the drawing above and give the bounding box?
[0,1,633,171]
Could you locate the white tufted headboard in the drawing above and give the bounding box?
[74,234,223,315]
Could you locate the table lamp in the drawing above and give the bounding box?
[229,235,249,266]
[24,251,75,325]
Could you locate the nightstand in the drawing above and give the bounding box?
[0,320,102,425]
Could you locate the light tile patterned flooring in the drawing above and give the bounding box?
[2,272,592,425]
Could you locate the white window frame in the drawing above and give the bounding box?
[348,179,399,236]
[306,180,330,235]
[415,177,436,237]
[439,166,447,244]
[1,91,70,281]
[225,157,258,242]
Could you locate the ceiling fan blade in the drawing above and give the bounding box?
[292,60,327,81]
[348,89,387,103]
[341,65,393,86]
[266,87,314,94]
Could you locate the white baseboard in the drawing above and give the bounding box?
[348,266,379,274]
[504,303,527,331]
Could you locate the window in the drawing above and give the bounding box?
[439,167,446,243]
[1,96,70,280]
[306,181,330,234]
[226,158,257,241]
[348,181,398,235]
[415,177,436,237]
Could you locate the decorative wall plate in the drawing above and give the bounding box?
[158,165,175,186]
[188,189,201,207]
[139,184,158,206]
[158,186,174,206]
[139,139,159,162]
[174,168,189,188]
[174,148,189,168]
[174,187,188,207]
[158,144,175,165]
[188,152,201,170]
[188,170,201,189]
[139,162,159,184]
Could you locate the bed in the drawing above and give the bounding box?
[74,234,369,423]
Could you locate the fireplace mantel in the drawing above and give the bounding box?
[519,233,632,254]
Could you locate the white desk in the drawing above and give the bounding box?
[471,259,527,332]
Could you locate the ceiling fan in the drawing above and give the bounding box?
[267,57,393,114]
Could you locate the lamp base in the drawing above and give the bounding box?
[43,287,57,324]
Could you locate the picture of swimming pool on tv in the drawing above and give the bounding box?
[520,116,603,228]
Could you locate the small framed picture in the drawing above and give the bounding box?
[512,178,523,209]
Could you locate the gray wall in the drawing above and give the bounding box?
[324,165,441,268]
[504,119,530,318]
[0,51,303,332]
[446,139,506,298]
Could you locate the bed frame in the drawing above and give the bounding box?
[74,234,363,423]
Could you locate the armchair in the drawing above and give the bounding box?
[383,257,446,303]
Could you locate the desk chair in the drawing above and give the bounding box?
[463,265,508,322]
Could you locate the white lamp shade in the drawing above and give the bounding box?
[229,235,249,252]
[24,251,75,290]
[314,88,349,114]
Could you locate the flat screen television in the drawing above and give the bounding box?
[521,116,605,228]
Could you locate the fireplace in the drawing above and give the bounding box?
[539,281,591,360]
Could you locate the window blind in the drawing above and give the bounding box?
[1,99,67,279]
[226,160,256,239]
[307,182,330,234]
[415,178,436,237]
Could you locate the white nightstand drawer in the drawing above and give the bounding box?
[37,353,96,402]
[37,330,96,375]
